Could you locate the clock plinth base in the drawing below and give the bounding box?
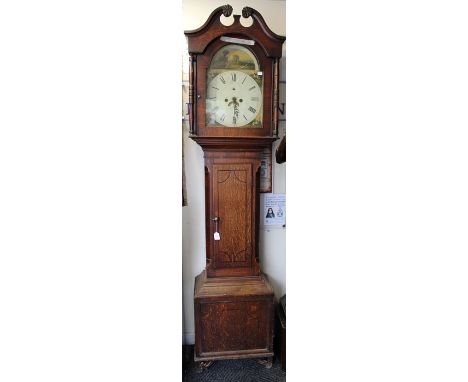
[193,270,274,362]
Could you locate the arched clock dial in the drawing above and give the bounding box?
[206,70,262,127]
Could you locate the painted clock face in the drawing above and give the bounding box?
[206,70,262,127]
[205,44,263,128]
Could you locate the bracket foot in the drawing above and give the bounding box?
[257,357,273,369]
[196,360,214,373]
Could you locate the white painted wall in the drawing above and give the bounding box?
[182,0,286,345]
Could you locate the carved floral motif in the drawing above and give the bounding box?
[222,4,233,17]
[242,6,254,18]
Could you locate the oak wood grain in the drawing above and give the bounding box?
[194,270,274,361]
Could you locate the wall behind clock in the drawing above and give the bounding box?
[182,0,286,345]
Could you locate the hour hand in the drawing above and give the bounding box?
[228,97,239,107]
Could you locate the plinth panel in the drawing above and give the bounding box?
[194,271,274,361]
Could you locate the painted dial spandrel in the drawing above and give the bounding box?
[205,44,263,128]
[206,71,262,127]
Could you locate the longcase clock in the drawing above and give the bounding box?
[185,4,285,364]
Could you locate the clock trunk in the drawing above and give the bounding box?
[202,150,262,278]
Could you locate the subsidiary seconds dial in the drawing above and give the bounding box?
[206,70,262,127]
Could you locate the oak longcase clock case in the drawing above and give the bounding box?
[185,4,285,362]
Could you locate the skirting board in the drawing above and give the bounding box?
[184,332,195,345]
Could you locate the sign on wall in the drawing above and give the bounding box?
[264,193,286,226]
